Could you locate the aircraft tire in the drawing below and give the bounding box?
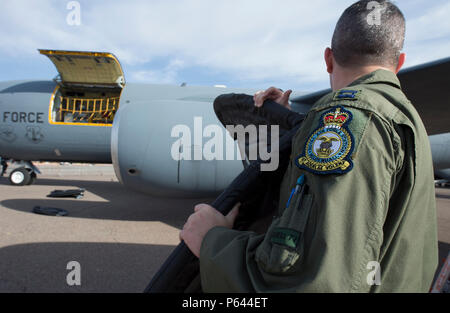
[9,167,31,186]
[27,172,37,185]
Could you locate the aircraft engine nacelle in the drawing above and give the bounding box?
[111,99,244,197]
[430,133,450,171]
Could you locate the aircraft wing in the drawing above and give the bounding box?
[290,57,450,136]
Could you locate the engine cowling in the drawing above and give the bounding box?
[429,133,450,171]
[111,99,244,197]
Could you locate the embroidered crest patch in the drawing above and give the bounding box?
[296,106,355,175]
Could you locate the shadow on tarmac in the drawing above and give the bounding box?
[0,177,214,228]
[0,242,175,293]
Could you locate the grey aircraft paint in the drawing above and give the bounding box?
[430,133,450,172]
[0,80,110,163]
[111,83,265,197]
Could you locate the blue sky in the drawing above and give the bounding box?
[0,0,449,92]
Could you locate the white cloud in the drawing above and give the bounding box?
[130,58,186,84]
[402,1,450,66]
[0,0,448,89]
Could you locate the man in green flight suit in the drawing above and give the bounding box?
[180,0,438,292]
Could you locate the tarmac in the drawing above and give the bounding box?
[0,163,214,292]
[0,163,448,292]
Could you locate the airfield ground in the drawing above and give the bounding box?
[0,163,448,292]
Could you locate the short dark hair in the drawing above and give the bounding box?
[331,0,405,68]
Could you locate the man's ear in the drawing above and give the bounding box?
[395,53,406,73]
[325,47,334,74]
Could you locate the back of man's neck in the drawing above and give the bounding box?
[332,65,395,91]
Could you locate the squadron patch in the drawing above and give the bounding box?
[296,106,355,175]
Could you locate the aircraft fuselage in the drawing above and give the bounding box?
[0,80,111,163]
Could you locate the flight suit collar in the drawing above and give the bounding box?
[347,69,401,89]
[310,69,402,113]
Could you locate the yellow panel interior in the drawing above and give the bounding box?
[39,50,124,86]
[51,86,122,125]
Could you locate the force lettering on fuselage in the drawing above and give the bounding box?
[3,112,44,124]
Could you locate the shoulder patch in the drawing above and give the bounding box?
[333,89,361,101]
[295,106,355,175]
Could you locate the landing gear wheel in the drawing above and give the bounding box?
[9,168,31,186]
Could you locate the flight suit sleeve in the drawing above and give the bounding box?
[200,107,404,293]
